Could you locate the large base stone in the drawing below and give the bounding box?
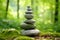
[21,29,40,36]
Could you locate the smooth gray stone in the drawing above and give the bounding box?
[25,11,32,14]
[21,29,40,36]
[24,19,35,24]
[25,14,33,19]
[20,23,36,30]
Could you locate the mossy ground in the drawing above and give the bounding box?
[0,29,60,40]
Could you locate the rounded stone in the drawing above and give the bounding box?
[25,11,32,14]
[21,29,40,36]
[20,23,36,30]
[27,6,32,11]
[24,19,35,24]
[25,14,33,19]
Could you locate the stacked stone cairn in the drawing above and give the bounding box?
[21,6,40,37]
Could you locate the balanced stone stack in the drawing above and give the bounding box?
[21,6,40,37]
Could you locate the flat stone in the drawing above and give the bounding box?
[25,14,33,19]
[25,11,33,14]
[24,19,35,24]
[21,29,40,36]
[20,23,36,30]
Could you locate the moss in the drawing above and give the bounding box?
[14,36,34,40]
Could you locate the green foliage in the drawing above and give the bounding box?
[0,29,20,40]
[0,19,21,30]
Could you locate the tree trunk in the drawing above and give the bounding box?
[17,0,19,19]
[55,0,58,23]
[5,0,9,19]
